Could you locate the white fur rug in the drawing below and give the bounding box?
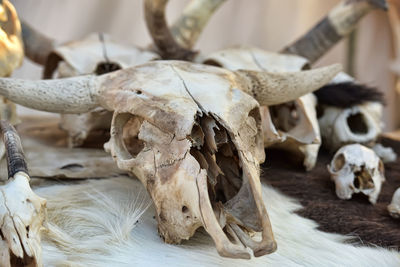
[33,177,400,267]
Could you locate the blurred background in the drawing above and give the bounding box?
[10,0,399,131]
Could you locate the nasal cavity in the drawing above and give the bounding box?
[347,112,368,134]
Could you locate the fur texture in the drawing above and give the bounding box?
[33,177,400,266]
[265,139,400,249]
[315,82,385,108]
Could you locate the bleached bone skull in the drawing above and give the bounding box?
[203,46,321,170]
[0,60,341,258]
[328,144,385,204]
[388,188,400,219]
[0,120,47,267]
[44,33,159,147]
[318,100,383,152]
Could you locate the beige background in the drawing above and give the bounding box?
[10,0,398,130]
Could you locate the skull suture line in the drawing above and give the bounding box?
[0,60,340,258]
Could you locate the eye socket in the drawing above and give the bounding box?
[182,206,189,213]
[333,153,345,171]
[347,112,368,134]
[203,60,223,67]
[270,102,300,132]
[113,113,145,160]
[94,61,122,75]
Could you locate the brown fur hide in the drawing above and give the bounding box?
[263,138,400,249]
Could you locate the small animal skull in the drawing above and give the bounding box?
[318,101,383,152]
[328,144,385,204]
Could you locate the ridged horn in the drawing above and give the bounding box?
[21,20,56,65]
[170,0,226,49]
[0,75,101,113]
[236,64,342,106]
[281,0,388,64]
[145,0,196,60]
[0,120,28,178]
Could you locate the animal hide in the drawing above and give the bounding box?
[34,178,399,266]
[9,115,400,266]
[265,138,400,248]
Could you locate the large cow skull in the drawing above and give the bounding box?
[0,60,340,258]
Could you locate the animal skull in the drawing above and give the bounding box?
[44,33,159,147]
[203,46,321,170]
[0,120,47,267]
[0,60,341,258]
[328,144,385,204]
[318,100,383,152]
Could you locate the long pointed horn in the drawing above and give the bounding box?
[0,75,100,113]
[281,0,387,64]
[170,0,226,49]
[0,120,27,178]
[236,64,342,106]
[21,20,56,66]
[145,0,196,60]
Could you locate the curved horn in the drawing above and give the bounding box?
[0,75,100,113]
[236,64,342,106]
[21,20,55,65]
[0,120,27,178]
[145,0,196,60]
[281,0,387,64]
[170,0,226,49]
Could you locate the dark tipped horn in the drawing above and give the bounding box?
[21,20,56,65]
[144,0,196,60]
[0,120,27,178]
[281,0,388,64]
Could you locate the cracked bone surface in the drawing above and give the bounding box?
[388,187,400,219]
[203,46,321,170]
[44,33,159,147]
[0,120,47,267]
[328,144,385,204]
[0,60,341,258]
